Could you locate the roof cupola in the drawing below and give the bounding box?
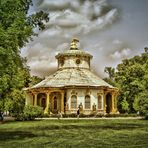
[70,38,79,50]
[56,38,92,70]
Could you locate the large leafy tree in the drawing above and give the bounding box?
[0,0,49,112]
[116,49,148,113]
[104,48,148,115]
[103,67,117,87]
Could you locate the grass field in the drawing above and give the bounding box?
[0,119,148,148]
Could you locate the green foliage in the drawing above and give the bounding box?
[104,67,115,79]
[28,76,43,87]
[5,89,25,115]
[0,0,49,113]
[104,67,116,87]
[121,98,129,113]
[0,100,4,111]
[133,97,139,112]
[104,49,148,116]
[103,77,117,87]
[135,91,148,119]
[23,105,43,120]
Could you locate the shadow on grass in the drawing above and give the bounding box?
[0,131,36,141]
[33,122,148,131]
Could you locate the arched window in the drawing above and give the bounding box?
[71,95,77,109]
[98,95,102,109]
[85,95,90,109]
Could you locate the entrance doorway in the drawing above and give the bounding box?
[41,98,46,110]
[37,93,47,110]
[53,97,57,110]
[106,93,112,113]
[50,92,62,113]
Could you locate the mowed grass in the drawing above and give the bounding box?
[0,119,148,148]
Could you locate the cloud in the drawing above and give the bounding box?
[22,0,120,78]
[82,8,118,34]
[44,0,118,35]
[28,59,57,78]
[56,42,69,53]
[110,48,132,59]
[112,39,122,45]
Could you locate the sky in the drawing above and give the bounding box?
[21,0,148,78]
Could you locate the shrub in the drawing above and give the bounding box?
[23,105,43,120]
[137,93,148,120]
[5,90,25,116]
[62,113,77,118]
[43,113,50,118]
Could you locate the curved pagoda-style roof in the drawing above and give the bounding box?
[31,68,113,89]
[29,38,115,90]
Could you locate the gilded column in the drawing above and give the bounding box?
[45,92,50,114]
[34,93,37,106]
[101,95,104,110]
[111,93,115,113]
[114,93,118,112]
[103,92,106,114]
[25,92,30,105]
[61,92,64,113]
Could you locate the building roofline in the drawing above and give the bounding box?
[55,52,93,59]
[24,85,118,93]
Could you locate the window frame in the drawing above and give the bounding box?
[85,95,91,109]
[98,95,102,110]
[71,95,77,109]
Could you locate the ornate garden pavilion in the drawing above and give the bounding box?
[25,39,118,114]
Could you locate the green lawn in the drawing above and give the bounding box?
[0,119,148,148]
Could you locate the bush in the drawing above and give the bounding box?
[43,113,50,118]
[138,95,148,120]
[62,113,77,118]
[62,113,139,118]
[23,105,43,120]
[5,90,25,116]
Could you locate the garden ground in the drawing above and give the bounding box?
[0,119,148,148]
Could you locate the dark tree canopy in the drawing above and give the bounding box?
[0,0,49,112]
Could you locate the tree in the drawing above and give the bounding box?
[104,67,115,80]
[5,89,25,116]
[116,50,147,113]
[121,98,129,113]
[104,49,148,115]
[137,91,148,119]
[104,67,117,87]
[0,0,49,113]
[29,76,43,87]
[133,66,148,118]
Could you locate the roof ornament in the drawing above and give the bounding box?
[70,38,79,50]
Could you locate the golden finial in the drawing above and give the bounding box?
[70,38,79,49]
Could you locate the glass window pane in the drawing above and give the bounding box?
[71,95,77,109]
[98,96,102,109]
[85,95,90,109]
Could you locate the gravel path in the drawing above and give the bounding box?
[36,116,144,120]
[0,116,144,122]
